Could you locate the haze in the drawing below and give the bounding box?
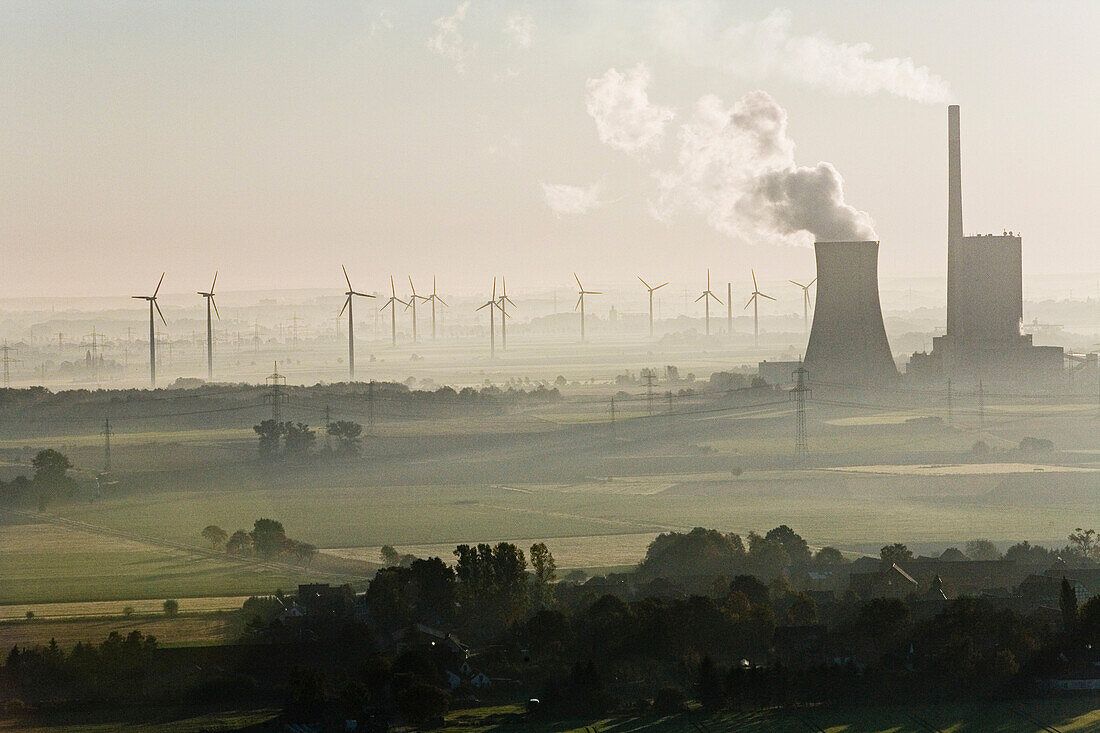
[1,0,1097,299]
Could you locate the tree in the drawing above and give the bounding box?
[201,525,228,550]
[295,542,318,567]
[251,518,287,558]
[1068,528,1098,559]
[163,599,179,617]
[697,655,724,711]
[327,420,363,457]
[729,575,770,607]
[396,681,449,726]
[530,542,557,584]
[409,557,455,624]
[814,546,846,565]
[253,419,283,458]
[965,539,1001,561]
[380,545,400,567]
[786,592,818,625]
[880,543,913,566]
[31,449,72,510]
[226,529,253,555]
[283,422,316,458]
[765,525,811,566]
[1060,577,1078,632]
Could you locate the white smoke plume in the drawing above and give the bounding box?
[504,13,534,49]
[653,90,876,243]
[541,182,605,216]
[655,6,952,104]
[585,64,675,155]
[427,1,473,73]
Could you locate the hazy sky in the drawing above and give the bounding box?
[1,1,1096,299]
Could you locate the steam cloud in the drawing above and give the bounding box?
[541,182,605,216]
[428,1,472,73]
[654,7,952,104]
[585,64,675,155]
[504,13,535,49]
[653,91,876,243]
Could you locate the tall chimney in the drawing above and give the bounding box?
[946,104,963,339]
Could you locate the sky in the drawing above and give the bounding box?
[0,0,1096,299]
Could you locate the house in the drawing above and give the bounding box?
[1016,574,1087,609]
[848,563,919,600]
[392,623,469,661]
[445,660,492,690]
[297,583,356,621]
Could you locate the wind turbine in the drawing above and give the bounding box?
[379,276,408,348]
[744,269,775,347]
[425,277,448,340]
[197,271,220,381]
[132,273,166,387]
[404,277,429,342]
[694,269,723,336]
[475,278,498,359]
[789,278,817,334]
[637,276,668,338]
[339,266,376,381]
[573,273,600,342]
[496,278,517,350]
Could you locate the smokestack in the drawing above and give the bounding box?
[947,104,963,338]
[804,241,897,389]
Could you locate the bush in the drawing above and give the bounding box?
[163,599,179,617]
[122,606,135,617]
[396,681,449,726]
[23,611,33,620]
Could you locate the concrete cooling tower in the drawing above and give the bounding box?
[803,241,898,389]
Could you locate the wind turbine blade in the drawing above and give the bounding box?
[131,296,145,300]
[745,296,755,309]
[390,275,396,297]
[380,300,390,312]
[211,297,221,320]
[807,278,816,287]
[760,293,776,301]
[574,272,583,290]
[694,293,705,303]
[751,269,758,291]
[706,268,710,289]
[654,282,668,290]
[501,277,507,296]
[343,265,353,291]
[789,280,805,288]
[713,293,723,305]
[637,275,650,289]
[408,275,416,295]
[476,301,489,312]
[154,300,167,326]
[339,296,350,317]
[589,291,602,295]
[492,278,497,300]
[437,296,448,307]
[505,296,517,308]
[153,272,165,298]
[574,295,582,311]
[211,271,218,293]
[432,275,437,295]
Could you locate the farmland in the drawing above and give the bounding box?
[1,381,1097,610]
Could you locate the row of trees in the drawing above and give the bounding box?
[253,420,364,459]
[0,449,75,511]
[201,518,317,565]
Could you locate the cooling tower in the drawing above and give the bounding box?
[804,241,897,389]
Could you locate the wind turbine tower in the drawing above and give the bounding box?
[339,266,376,381]
[637,276,668,338]
[197,271,220,381]
[496,278,517,350]
[573,274,600,342]
[744,270,775,347]
[425,277,448,340]
[694,269,723,336]
[132,273,166,387]
[789,278,817,335]
[405,277,428,342]
[476,278,498,359]
[380,276,408,348]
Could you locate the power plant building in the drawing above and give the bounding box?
[907,106,1063,387]
[803,240,898,389]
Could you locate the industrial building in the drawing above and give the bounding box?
[803,240,898,390]
[907,105,1063,388]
